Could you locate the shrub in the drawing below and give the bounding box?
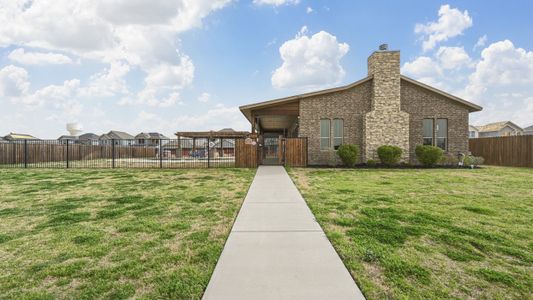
[377,145,403,166]
[336,144,359,167]
[415,145,443,167]
[366,159,377,167]
[463,155,484,167]
[439,153,459,166]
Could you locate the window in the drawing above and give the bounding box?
[469,131,476,138]
[436,119,447,150]
[422,119,434,146]
[333,119,343,150]
[320,119,330,150]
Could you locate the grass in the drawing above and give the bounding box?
[0,168,255,299]
[289,166,533,299]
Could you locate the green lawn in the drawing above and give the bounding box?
[289,167,533,299]
[0,168,255,299]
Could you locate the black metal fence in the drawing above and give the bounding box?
[0,138,238,169]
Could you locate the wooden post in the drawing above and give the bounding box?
[24,139,27,168]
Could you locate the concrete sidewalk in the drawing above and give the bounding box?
[203,166,365,300]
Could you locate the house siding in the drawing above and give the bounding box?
[299,80,372,165]
[400,79,469,161]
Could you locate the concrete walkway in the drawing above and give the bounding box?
[203,166,365,300]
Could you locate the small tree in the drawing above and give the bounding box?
[377,145,403,166]
[415,145,443,167]
[337,144,359,167]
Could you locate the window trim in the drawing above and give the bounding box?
[332,118,344,150]
[319,119,331,150]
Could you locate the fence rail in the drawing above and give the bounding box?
[0,138,238,169]
[469,135,533,168]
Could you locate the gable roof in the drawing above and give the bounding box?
[100,130,134,140]
[477,121,523,133]
[4,133,39,140]
[135,132,170,139]
[239,74,482,121]
[79,133,99,140]
[469,125,479,131]
[524,125,533,132]
[58,135,79,140]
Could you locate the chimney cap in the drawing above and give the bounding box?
[379,44,389,51]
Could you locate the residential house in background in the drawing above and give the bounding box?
[57,135,79,144]
[523,125,533,135]
[0,136,7,143]
[3,133,39,141]
[240,46,482,165]
[475,121,523,137]
[135,132,170,146]
[79,133,100,145]
[469,125,479,138]
[99,131,135,146]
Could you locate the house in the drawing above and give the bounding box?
[79,133,100,145]
[0,137,7,143]
[3,133,39,141]
[58,135,79,144]
[135,132,170,146]
[475,121,523,137]
[524,125,533,135]
[239,45,482,165]
[99,131,135,146]
[469,125,479,138]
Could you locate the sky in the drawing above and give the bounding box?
[1,0,532,138]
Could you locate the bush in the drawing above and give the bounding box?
[336,144,359,167]
[415,145,443,166]
[377,145,403,166]
[463,155,484,167]
[366,159,377,167]
[439,153,459,166]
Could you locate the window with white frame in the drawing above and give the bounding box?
[320,119,330,150]
[333,119,343,150]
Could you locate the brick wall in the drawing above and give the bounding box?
[401,79,470,161]
[299,81,372,165]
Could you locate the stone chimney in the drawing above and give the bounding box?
[363,46,410,161]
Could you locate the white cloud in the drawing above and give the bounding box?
[169,105,248,131]
[474,34,487,50]
[0,65,30,97]
[198,92,211,103]
[306,7,313,14]
[415,4,472,51]
[8,48,73,65]
[436,46,471,69]
[253,0,300,6]
[272,27,350,90]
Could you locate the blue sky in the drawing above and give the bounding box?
[1,0,532,138]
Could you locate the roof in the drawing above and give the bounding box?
[3,133,39,140]
[79,133,99,140]
[175,130,249,138]
[524,125,533,132]
[469,125,479,131]
[476,121,523,133]
[135,132,170,139]
[100,130,134,140]
[58,135,79,140]
[239,74,482,122]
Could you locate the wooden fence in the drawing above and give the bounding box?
[283,138,307,167]
[235,139,258,168]
[469,135,533,168]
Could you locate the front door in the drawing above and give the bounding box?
[262,136,280,165]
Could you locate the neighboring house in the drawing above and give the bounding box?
[521,124,533,135]
[135,132,170,146]
[475,121,523,137]
[3,133,39,141]
[240,46,483,165]
[0,137,7,143]
[99,131,135,146]
[469,125,479,138]
[58,135,79,144]
[79,133,100,145]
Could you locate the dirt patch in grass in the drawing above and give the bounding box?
[0,168,255,299]
[289,167,533,300]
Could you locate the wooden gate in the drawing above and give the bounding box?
[235,139,258,168]
[282,137,307,167]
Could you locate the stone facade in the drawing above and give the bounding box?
[364,51,410,161]
[299,81,371,165]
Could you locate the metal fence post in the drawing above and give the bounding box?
[66,140,70,168]
[207,140,211,168]
[159,139,163,169]
[112,139,115,169]
[24,139,28,168]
